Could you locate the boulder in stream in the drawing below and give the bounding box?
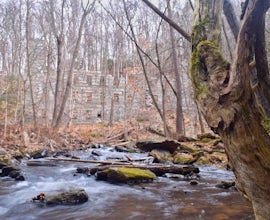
[149,149,173,163]
[0,165,25,181]
[96,167,157,184]
[1,166,19,176]
[30,149,50,159]
[173,152,194,164]
[0,147,13,164]
[45,189,88,205]
[136,140,179,154]
[215,181,236,190]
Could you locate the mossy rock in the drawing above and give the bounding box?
[179,144,200,153]
[0,155,12,164]
[173,153,194,164]
[149,149,173,163]
[200,137,214,143]
[45,189,88,205]
[195,156,210,165]
[30,149,49,159]
[0,148,12,164]
[209,152,227,163]
[96,167,156,184]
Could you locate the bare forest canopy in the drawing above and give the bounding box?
[0,0,269,139]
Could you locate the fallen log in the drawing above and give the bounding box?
[89,164,199,176]
[48,158,200,177]
[48,157,132,165]
[48,157,151,165]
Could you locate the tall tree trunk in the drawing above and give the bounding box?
[26,0,37,129]
[155,13,172,138]
[50,0,65,127]
[167,0,185,136]
[52,36,64,126]
[44,42,52,127]
[190,1,270,219]
[53,2,95,128]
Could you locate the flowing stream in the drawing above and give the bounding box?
[0,146,254,220]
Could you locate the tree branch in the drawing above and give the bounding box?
[141,0,191,42]
[223,0,240,41]
[98,0,177,96]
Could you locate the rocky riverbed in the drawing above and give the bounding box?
[0,141,254,219]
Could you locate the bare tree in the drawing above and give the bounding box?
[122,0,172,136]
[167,0,185,136]
[26,0,37,129]
[50,0,66,127]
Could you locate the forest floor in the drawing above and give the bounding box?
[0,117,227,168]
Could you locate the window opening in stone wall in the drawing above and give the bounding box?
[86,92,92,102]
[114,94,119,103]
[84,110,91,119]
[100,76,106,86]
[73,76,79,85]
[72,90,79,101]
[87,75,92,86]
[72,110,78,119]
[127,94,133,103]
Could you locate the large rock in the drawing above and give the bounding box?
[0,147,12,164]
[46,189,88,205]
[149,149,173,163]
[0,162,8,169]
[195,156,210,165]
[178,144,200,153]
[1,166,20,176]
[96,167,156,184]
[1,165,25,181]
[209,152,227,164]
[136,140,179,154]
[30,149,50,159]
[173,152,194,164]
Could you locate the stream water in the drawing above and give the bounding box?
[0,146,254,220]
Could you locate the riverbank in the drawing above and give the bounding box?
[0,122,227,168]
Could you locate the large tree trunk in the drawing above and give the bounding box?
[190,0,270,219]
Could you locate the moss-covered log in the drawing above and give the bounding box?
[89,164,199,177]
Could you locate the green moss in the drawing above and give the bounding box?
[200,137,213,143]
[190,41,209,100]
[196,156,210,165]
[116,167,156,180]
[190,40,229,100]
[262,116,270,133]
[89,132,101,138]
[173,153,194,164]
[180,144,199,153]
[191,17,208,49]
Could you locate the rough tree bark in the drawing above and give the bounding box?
[190,0,270,219]
[167,0,185,136]
[50,0,65,128]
